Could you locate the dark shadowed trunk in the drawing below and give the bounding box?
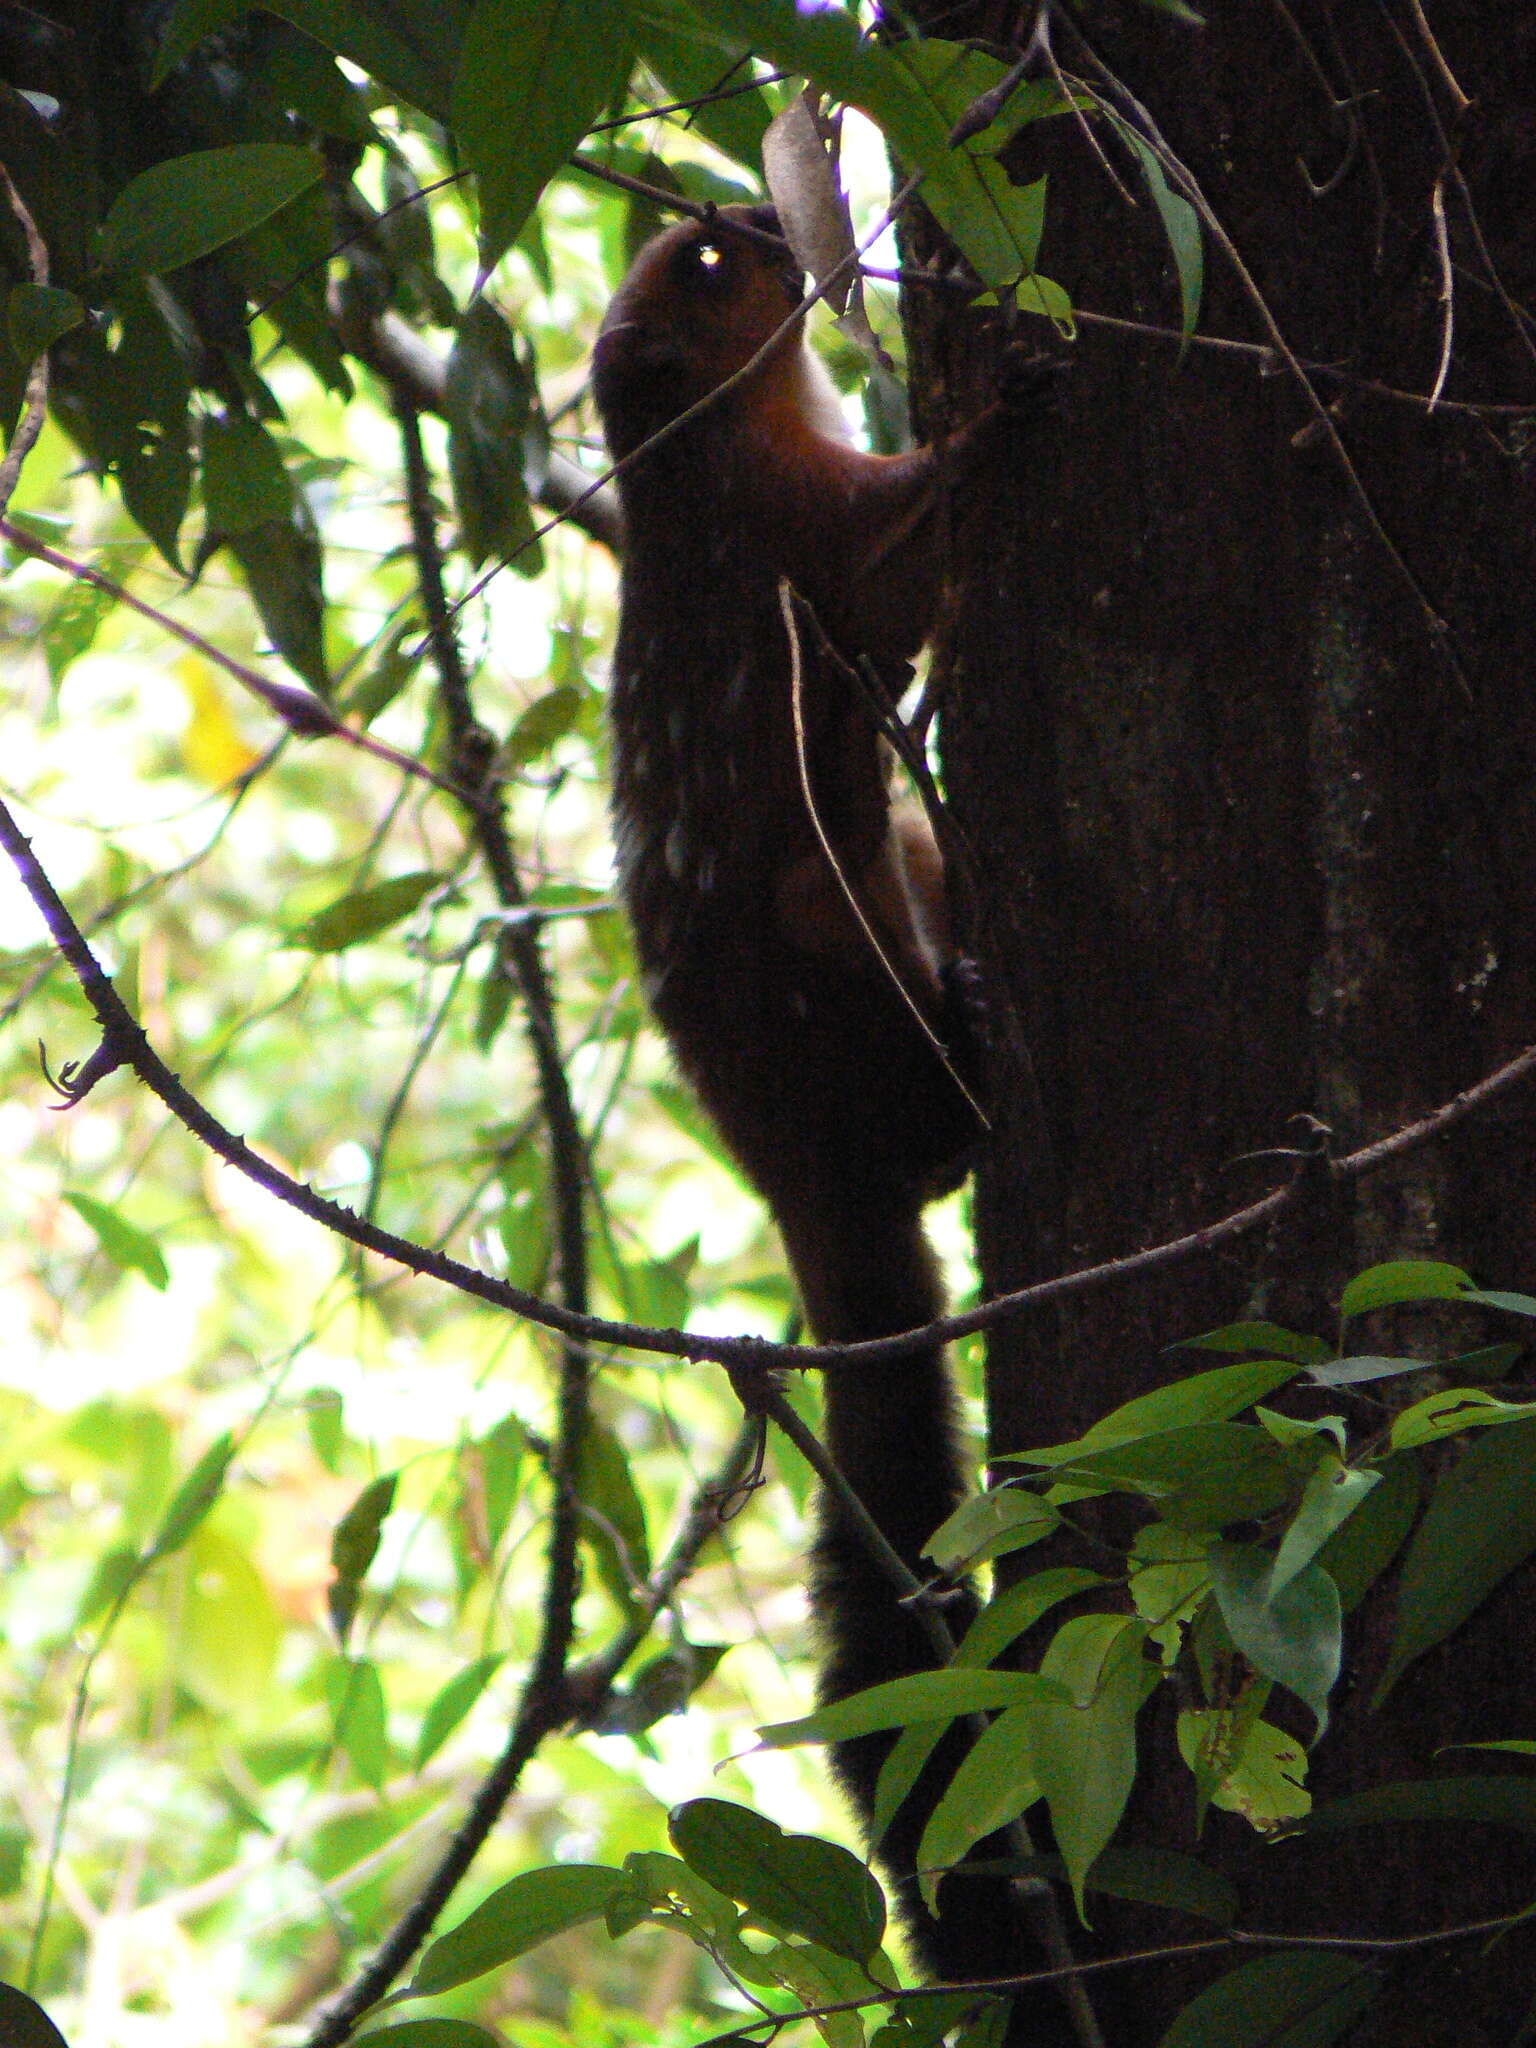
[904,4,1536,2039]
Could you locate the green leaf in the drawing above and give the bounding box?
[1106,114,1202,336]
[328,1473,397,1645]
[1339,1258,1473,1318]
[1080,1844,1237,1926]
[1461,1288,1536,1317]
[154,0,460,114]
[1269,1458,1378,1595]
[1159,1951,1378,2047]
[306,1388,345,1471]
[924,1485,1059,1572]
[1301,1775,1536,1835]
[503,685,584,770]
[416,1656,505,1773]
[915,1706,1040,1907]
[1209,1544,1340,1735]
[1176,1711,1310,1829]
[1314,1452,1418,1612]
[631,0,773,168]
[62,1191,170,1291]
[1028,1615,1153,1917]
[1129,1522,1214,1655]
[327,1657,388,1789]
[759,1669,1066,1749]
[1375,1417,1536,1704]
[289,872,445,951]
[1174,1320,1331,1366]
[444,301,544,571]
[477,1412,526,1554]
[98,145,322,277]
[8,283,83,359]
[410,1866,623,1996]
[146,1432,236,1561]
[222,497,330,694]
[453,0,634,272]
[0,1984,72,2048]
[1036,1424,1296,1530]
[1003,1360,1300,1463]
[1390,1386,1536,1451]
[953,1567,1109,1669]
[1004,1844,1238,1926]
[669,1798,885,1963]
[575,1414,652,1612]
[202,415,294,533]
[1306,1353,1432,1387]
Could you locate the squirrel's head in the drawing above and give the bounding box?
[592,207,807,455]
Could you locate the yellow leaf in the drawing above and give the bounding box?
[176,657,259,786]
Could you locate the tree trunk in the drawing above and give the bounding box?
[907,4,1536,2039]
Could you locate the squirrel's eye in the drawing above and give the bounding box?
[695,243,724,271]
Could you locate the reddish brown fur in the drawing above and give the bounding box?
[593,209,1069,2039]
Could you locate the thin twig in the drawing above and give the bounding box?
[780,582,987,1126]
[1427,173,1454,410]
[0,517,457,793]
[5,790,1536,1374]
[0,164,51,517]
[301,1421,759,2045]
[1062,43,1469,692]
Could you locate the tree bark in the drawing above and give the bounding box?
[906,4,1536,2039]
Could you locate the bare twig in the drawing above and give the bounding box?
[1427,173,1454,410]
[0,164,51,517]
[5,787,1536,1374]
[0,517,457,793]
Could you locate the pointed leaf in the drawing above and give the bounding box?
[1159,1951,1378,2046]
[1028,1616,1153,1918]
[1209,1544,1340,1735]
[759,1669,1065,1748]
[453,0,633,271]
[410,1866,623,1996]
[915,1706,1040,1909]
[669,1798,885,1963]
[328,1472,397,1645]
[63,1192,169,1291]
[1375,1417,1536,1704]
[98,145,321,277]
[327,1656,388,1789]
[146,1432,235,1561]
[1002,1362,1299,1463]
[1339,1259,1473,1318]
[1301,1776,1536,1836]
[1389,1386,1536,1451]
[1270,1458,1378,1595]
[289,872,444,951]
[416,1656,505,1773]
[1175,1320,1331,1365]
[925,1486,1059,1572]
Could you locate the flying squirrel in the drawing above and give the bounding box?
[592,204,1068,2034]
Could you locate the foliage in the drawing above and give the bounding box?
[0,5,1532,2048]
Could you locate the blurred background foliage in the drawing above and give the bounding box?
[0,4,987,2041]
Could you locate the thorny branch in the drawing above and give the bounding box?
[4,788,1536,1376]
